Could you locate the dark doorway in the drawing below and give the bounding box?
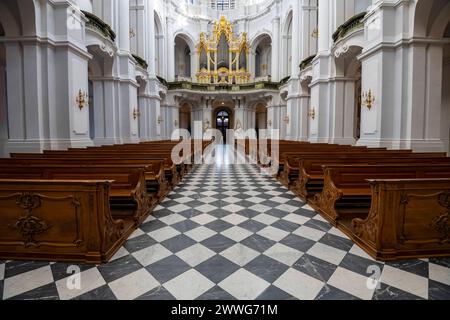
[216,110,230,142]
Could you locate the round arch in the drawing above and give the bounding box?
[282,9,293,77]
[250,33,272,79]
[174,33,196,79]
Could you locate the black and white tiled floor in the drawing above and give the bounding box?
[1,148,450,300]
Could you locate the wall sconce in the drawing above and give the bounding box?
[157,115,163,125]
[174,120,179,127]
[362,90,376,110]
[308,107,316,120]
[76,89,88,110]
[133,108,141,120]
[311,27,319,38]
[283,115,290,124]
[267,120,272,128]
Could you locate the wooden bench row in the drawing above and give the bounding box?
[256,140,450,261]
[0,139,211,264]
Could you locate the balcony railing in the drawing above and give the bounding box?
[332,11,366,43]
[300,54,316,71]
[157,78,283,92]
[132,54,148,70]
[82,10,116,43]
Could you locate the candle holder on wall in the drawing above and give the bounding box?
[76,89,88,110]
[157,115,163,125]
[362,90,376,110]
[308,107,316,120]
[283,115,290,125]
[133,108,141,120]
[267,120,272,128]
[174,120,179,127]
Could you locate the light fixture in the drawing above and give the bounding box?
[76,89,88,110]
[133,108,141,120]
[283,115,290,124]
[308,107,316,120]
[362,90,376,110]
[157,115,163,124]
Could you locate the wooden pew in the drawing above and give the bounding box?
[348,179,450,260]
[0,179,134,264]
[287,154,450,194]
[0,165,152,225]
[0,158,169,202]
[312,164,450,226]
[12,152,181,188]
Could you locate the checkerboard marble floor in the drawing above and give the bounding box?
[1,159,450,300]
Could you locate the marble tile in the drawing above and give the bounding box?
[307,242,347,265]
[219,269,270,300]
[135,286,176,300]
[158,213,187,225]
[327,267,376,300]
[167,204,191,214]
[257,226,289,242]
[164,269,215,300]
[380,265,428,299]
[429,280,450,300]
[191,213,218,225]
[264,243,304,267]
[4,261,49,279]
[256,285,296,300]
[220,213,249,225]
[0,263,4,281]
[220,244,260,267]
[4,266,54,300]
[110,247,130,262]
[201,234,236,253]
[293,254,339,283]
[185,226,217,242]
[196,255,240,284]
[273,268,325,300]
[221,226,253,242]
[109,269,159,300]
[176,244,216,267]
[282,213,311,225]
[247,196,266,204]
[293,226,326,242]
[222,204,246,213]
[98,253,143,282]
[248,204,272,213]
[316,284,359,300]
[276,204,299,213]
[132,243,173,267]
[429,263,450,286]
[56,268,106,300]
[197,286,237,300]
[148,226,181,242]
[252,213,280,225]
[238,219,267,233]
[73,284,117,300]
[349,244,375,261]
[8,283,59,301]
[244,255,290,283]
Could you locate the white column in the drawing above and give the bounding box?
[271,17,280,81]
[118,0,130,52]
[291,0,300,78]
[167,17,175,81]
[318,0,330,53]
[146,0,156,75]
